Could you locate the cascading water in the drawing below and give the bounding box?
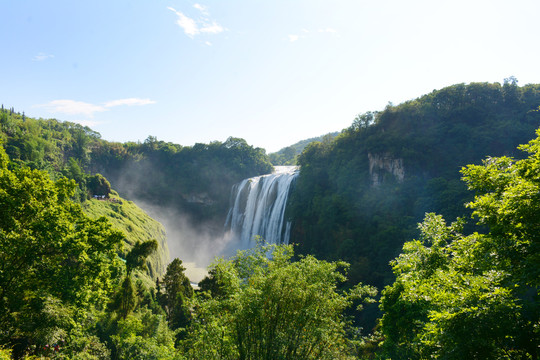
[225,166,298,248]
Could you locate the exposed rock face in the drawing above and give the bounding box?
[368,153,405,186]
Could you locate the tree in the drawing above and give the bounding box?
[350,111,378,132]
[158,258,193,333]
[111,307,177,360]
[380,128,540,359]
[184,241,377,359]
[111,239,158,319]
[87,173,112,197]
[125,239,158,275]
[0,144,124,357]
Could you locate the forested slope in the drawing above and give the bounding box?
[0,108,170,278]
[0,107,273,268]
[82,191,169,279]
[88,136,272,231]
[268,131,339,165]
[289,80,540,288]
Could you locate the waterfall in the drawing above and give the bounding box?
[225,166,298,247]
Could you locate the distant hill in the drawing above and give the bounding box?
[268,132,339,165]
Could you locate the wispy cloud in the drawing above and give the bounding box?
[193,3,209,15]
[33,52,54,61]
[319,27,338,34]
[168,7,199,37]
[168,5,224,38]
[288,34,300,42]
[104,98,156,107]
[288,28,339,42]
[288,29,308,42]
[35,100,106,117]
[35,98,156,117]
[200,22,224,34]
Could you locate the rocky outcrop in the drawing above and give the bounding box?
[368,153,405,186]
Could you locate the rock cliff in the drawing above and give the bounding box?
[368,152,405,186]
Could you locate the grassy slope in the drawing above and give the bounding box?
[82,190,169,280]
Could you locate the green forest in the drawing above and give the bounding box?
[268,132,339,166]
[290,79,540,288]
[1,80,540,359]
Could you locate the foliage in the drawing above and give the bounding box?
[0,348,10,360]
[183,242,377,359]
[126,240,159,275]
[379,129,540,359]
[268,132,339,165]
[109,240,159,321]
[0,107,273,237]
[0,144,124,358]
[157,259,193,335]
[89,135,273,231]
[87,173,112,197]
[111,308,178,360]
[82,192,169,279]
[289,81,540,292]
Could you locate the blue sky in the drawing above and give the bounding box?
[2,0,540,152]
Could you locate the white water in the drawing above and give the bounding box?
[225,166,299,248]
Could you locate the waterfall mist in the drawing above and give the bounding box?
[112,165,298,283]
[128,200,233,283]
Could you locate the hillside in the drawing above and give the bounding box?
[88,136,272,233]
[268,132,339,165]
[82,190,169,279]
[0,107,273,273]
[288,80,540,289]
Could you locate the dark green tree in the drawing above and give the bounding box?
[87,173,112,197]
[125,240,158,275]
[158,259,193,334]
[112,240,158,319]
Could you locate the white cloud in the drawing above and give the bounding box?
[288,34,300,42]
[104,98,156,107]
[168,7,199,37]
[205,41,213,46]
[35,100,106,117]
[168,5,224,38]
[200,21,224,34]
[33,52,54,61]
[193,3,208,15]
[319,28,338,33]
[35,98,156,117]
[288,27,338,42]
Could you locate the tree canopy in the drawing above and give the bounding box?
[289,81,540,290]
[0,144,124,357]
[380,128,540,359]
[184,241,377,360]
